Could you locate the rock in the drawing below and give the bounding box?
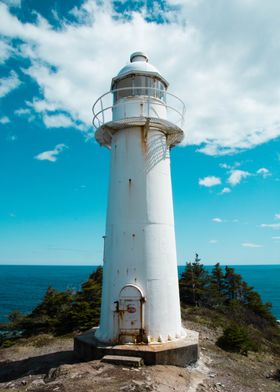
[27,379,45,391]
[132,380,145,386]
[69,372,80,379]
[44,367,60,382]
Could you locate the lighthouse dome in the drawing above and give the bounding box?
[111,52,169,90]
[117,54,160,77]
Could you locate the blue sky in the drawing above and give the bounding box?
[0,0,279,265]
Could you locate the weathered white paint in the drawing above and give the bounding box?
[112,96,167,122]
[94,53,185,344]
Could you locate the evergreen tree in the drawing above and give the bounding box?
[241,282,276,324]
[208,263,225,306]
[69,266,103,330]
[179,254,209,306]
[223,266,243,301]
[211,263,224,294]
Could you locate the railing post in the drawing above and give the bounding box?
[101,98,104,125]
[147,88,150,118]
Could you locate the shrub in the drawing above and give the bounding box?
[216,324,257,355]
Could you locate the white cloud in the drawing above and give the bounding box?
[209,239,218,244]
[15,108,31,116]
[257,167,271,178]
[34,144,68,162]
[260,223,280,230]
[14,107,36,122]
[272,236,280,240]
[29,99,58,113]
[0,70,21,97]
[219,163,231,169]
[212,218,223,223]
[259,214,280,230]
[197,144,238,156]
[221,187,231,194]
[0,116,10,124]
[242,243,262,248]
[43,114,75,129]
[0,40,12,63]
[227,169,251,186]
[199,176,221,187]
[0,1,280,152]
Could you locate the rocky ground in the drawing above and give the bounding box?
[0,320,279,392]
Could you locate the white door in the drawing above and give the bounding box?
[119,285,143,343]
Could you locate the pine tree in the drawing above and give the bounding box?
[207,263,225,306]
[211,263,224,295]
[179,254,209,306]
[224,266,243,301]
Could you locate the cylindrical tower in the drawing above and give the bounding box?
[93,52,186,344]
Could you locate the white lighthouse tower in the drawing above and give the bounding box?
[93,52,186,346]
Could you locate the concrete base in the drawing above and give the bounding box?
[74,328,199,367]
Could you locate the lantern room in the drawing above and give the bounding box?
[111,52,168,103]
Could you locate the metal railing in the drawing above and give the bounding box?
[92,87,186,130]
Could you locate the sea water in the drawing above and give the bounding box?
[0,264,279,323]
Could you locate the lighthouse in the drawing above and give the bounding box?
[74,52,198,365]
[92,52,186,345]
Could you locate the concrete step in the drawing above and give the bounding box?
[101,355,144,367]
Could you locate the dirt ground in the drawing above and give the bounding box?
[0,320,279,392]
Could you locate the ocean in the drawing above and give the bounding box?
[0,264,279,324]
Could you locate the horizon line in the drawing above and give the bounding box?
[0,263,280,267]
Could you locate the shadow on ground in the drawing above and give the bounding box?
[0,350,78,382]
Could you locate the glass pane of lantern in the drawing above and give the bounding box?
[113,75,166,102]
[113,77,133,102]
[133,75,146,96]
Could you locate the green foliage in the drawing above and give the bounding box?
[1,339,16,348]
[179,255,277,338]
[10,266,103,336]
[217,324,257,355]
[0,329,21,348]
[181,256,280,354]
[207,262,226,307]
[180,254,209,306]
[8,310,24,325]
